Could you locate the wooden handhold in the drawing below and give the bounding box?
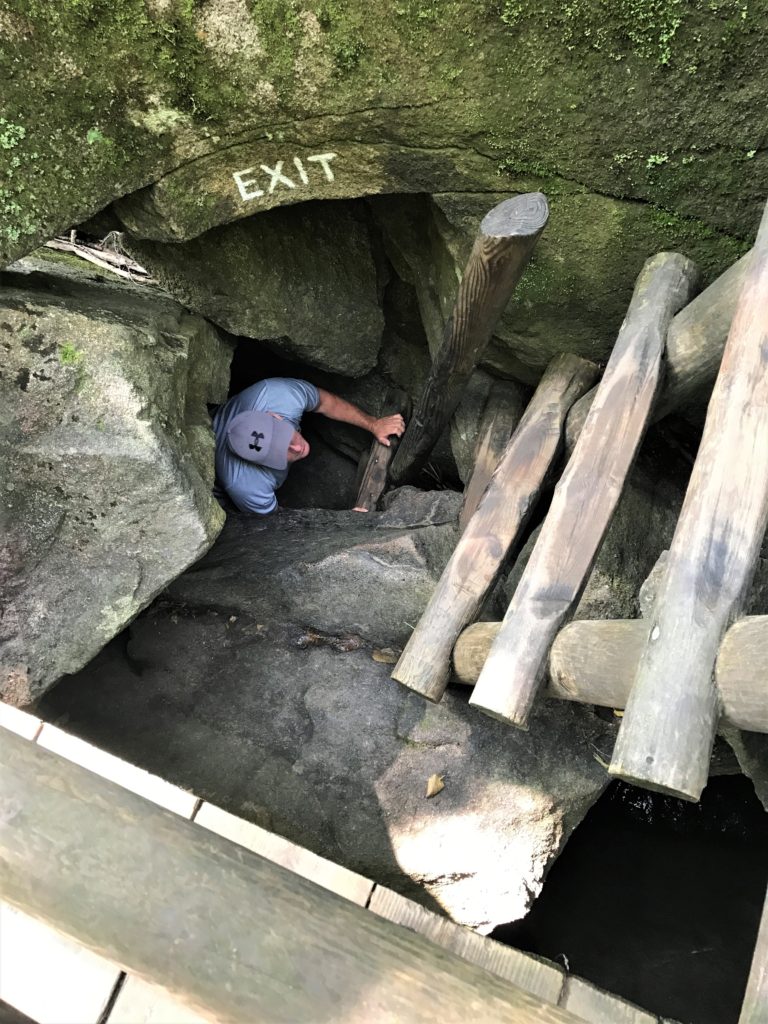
[610,203,768,801]
[453,614,768,735]
[391,354,598,703]
[389,192,549,485]
[459,380,526,531]
[353,390,410,512]
[469,252,699,729]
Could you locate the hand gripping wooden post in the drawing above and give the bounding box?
[469,252,699,729]
[353,390,411,512]
[391,354,598,703]
[610,202,768,801]
[389,193,549,486]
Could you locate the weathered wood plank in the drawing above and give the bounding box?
[353,390,410,512]
[369,886,565,1004]
[739,883,768,1024]
[560,976,657,1024]
[610,204,768,800]
[392,354,598,703]
[459,380,527,530]
[716,616,768,732]
[564,251,751,451]
[0,730,583,1024]
[389,193,549,485]
[470,252,698,728]
[453,615,768,734]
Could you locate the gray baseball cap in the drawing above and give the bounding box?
[226,411,294,470]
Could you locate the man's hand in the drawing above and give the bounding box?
[372,413,405,446]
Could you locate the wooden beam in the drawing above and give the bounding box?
[391,354,598,703]
[739,882,768,1024]
[0,731,583,1024]
[453,615,768,734]
[353,391,411,512]
[459,380,527,531]
[389,193,549,485]
[469,252,699,729]
[610,204,768,801]
[564,251,751,451]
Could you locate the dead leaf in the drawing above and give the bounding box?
[372,647,399,665]
[612,709,624,717]
[426,774,445,798]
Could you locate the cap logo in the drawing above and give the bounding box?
[248,430,265,452]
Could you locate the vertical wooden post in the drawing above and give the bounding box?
[391,354,598,703]
[739,882,768,1024]
[353,391,411,512]
[610,201,768,800]
[469,252,699,729]
[389,193,549,485]
[459,381,527,531]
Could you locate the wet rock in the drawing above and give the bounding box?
[40,489,614,931]
[0,254,232,704]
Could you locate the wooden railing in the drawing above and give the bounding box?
[0,729,582,1024]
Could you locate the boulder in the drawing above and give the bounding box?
[371,192,746,386]
[0,253,232,705]
[39,489,615,932]
[1,5,759,374]
[125,200,384,377]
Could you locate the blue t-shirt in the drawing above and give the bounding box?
[212,378,320,514]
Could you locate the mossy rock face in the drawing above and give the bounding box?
[0,0,766,267]
[126,199,384,376]
[0,255,232,704]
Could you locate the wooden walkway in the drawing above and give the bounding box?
[0,702,674,1024]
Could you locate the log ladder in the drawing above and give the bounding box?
[390,194,768,1023]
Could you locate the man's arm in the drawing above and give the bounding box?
[314,388,405,446]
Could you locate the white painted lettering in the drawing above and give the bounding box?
[260,160,296,193]
[293,156,309,185]
[307,152,337,181]
[232,168,264,201]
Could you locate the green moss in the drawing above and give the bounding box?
[501,0,695,66]
[59,341,83,366]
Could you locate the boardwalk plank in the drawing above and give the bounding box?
[0,730,583,1024]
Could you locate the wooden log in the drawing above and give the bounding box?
[469,252,699,728]
[391,354,598,703]
[563,251,752,451]
[610,204,768,800]
[0,730,583,1024]
[453,615,768,734]
[389,193,549,485]
[739,882,768,1024]
[459,380,527,531]
[353,391,411,512]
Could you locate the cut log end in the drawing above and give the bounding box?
[390,661,449,704]
[480,192,549,240]
[607,759,705,803]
